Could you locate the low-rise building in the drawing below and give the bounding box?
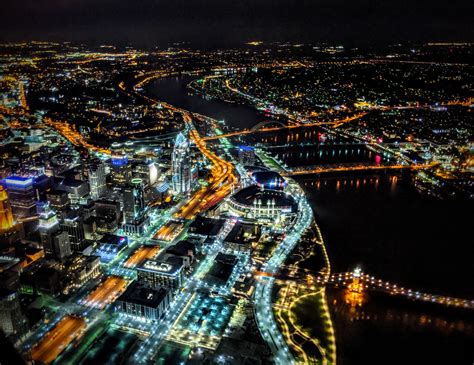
[223,223,261,253]
[115,281,171,321]
[64,254,101,293]
[94,234,128,263]
[163,240,196,268]
[137,258,184,290]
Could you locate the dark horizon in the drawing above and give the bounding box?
[1,0,473,47]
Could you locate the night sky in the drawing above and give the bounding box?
[1,0,473,46]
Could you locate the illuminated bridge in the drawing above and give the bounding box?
[281,162,436,176]
[316,270,474,310]
[202,113,367,141]
[250,120,287,131]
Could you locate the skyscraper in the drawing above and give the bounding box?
[0,289,29,338]
[46,190,71,217]
[52,230,72,262]
[110,151,132,188]
[88,159,107,200]
[37,201,60,255]
[61,211,85,250]
[0,186,14,233]
[122,178,149,235]
[172,133,192,194]
[3,176,37,219]
[123,178,146,223]
[134,162,159,187]
[38,201,71,261]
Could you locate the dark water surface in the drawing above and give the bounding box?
[148,76,273,130]
[149,75,474,364]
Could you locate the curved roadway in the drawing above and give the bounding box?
[254,192,314,364]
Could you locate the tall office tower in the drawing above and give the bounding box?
[0,289,29,338]
[88,159,107,200]
[171,133,192,194]
[122,178,149,235]
[61,211,85,250]
[95,199,121,222]
[0,186,14,232]
[52,230,72,262]
[3,176,37,219]
[38,203,71,260]
[46,190,71,216]
[123,178,145,223]
[134,162,159,187]
[110,144,132,187]
[37,201,60,255]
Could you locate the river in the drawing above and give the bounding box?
[148,75,474,364]
[148,76,276,130]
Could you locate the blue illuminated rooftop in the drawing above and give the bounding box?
[4,175,34,188]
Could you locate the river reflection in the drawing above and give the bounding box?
[148,75,474,364]
[298,172,473,298]
[328,287,474,364]
[272,144,390,167]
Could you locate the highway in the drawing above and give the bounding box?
[254,188,314,364]
[173,114,238,220]
[44,117,111,155]
[152,221,185,242]
[124,245,161,268]
[82,276,128,310]
[31,315,86,364]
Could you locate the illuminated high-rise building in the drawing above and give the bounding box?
[0,289,29,338]
[122,178,149,235]
[52,230,72,262]
[134,162,159,187]
[110,153,132,187]
[110,142,131,187]
[37,201,60,254]
[171,133,192,194]
[88,159,107,200]
[46,190,71,216]
[123,178,146,223]
[3,176,37,219]
[37,201,71,261]
[0,186,14,232]
[61,211,85,250]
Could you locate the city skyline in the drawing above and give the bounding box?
[0,3,472,364]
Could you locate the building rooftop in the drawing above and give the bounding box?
[0,256,21,272]
[117,281,168,308]
[98,234,127,246]
[205,253,238,286]
[251,171,286,190]
[224,223,261,245]
[165,240,196,257]
[188,216,225,237]
[138,258,183,277]
[239,145,255,152]
[3,175,34,188]
[231,185,296,211]
[0,288,17,300]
